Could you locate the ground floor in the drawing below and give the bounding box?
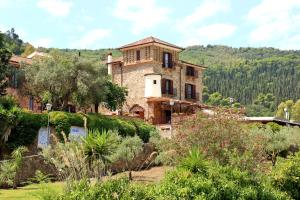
[126,97,201,125]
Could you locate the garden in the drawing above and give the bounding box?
[1,97,300,199]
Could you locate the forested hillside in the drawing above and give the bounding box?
[180,45,300,114]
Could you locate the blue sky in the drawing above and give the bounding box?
[1,0,300,50]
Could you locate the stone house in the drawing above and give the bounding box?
[107,37,206,124]
[7,55,42,112]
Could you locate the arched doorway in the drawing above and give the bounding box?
[130,104,145,119]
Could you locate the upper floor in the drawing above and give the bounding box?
[108,37,206,102]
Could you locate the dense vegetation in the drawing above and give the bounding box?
[0,96,155,155]
[29,110,300,200]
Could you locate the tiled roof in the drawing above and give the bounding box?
[106,56,123,64]
[178,60,206,69]
[119,36,184,50]
[9,55,32,66]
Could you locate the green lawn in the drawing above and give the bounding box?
[0,182,64,200]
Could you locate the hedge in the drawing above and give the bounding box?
[5,111,155,151]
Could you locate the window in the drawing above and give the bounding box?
[162,79,173,95]
[136,50,140,61]
[185,84,196,99]
[29,96,34,111]
[153,80,157,84]
[186,66,195,76]
[162,52,173,68]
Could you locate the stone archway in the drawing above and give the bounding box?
[129,104,145,119]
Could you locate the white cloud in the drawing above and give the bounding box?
[177,0,230,31]
[177,0,234,46]
[32,38,53,48]
[75,29,111,49]
[183,24,236,46]
[0,0,10,8]
[113,0,170,34]
[37,0,73,17]
[247,0,300,49]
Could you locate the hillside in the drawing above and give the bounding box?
[55,45,300,108]
[180,45,300,107]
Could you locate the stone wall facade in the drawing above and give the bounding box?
[112,42,204,124]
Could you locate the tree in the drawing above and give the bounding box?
[104,81,128,111]
[22,51,107,111]
[276,100,294,119]
[21,43,35,57]
[3,28,24,55]
[291,99,300,122]
[0,31,12,96]
[111,136,143,180]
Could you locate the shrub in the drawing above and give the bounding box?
[87,114,134,137]
[111,135,143,180]
[6,112,47,150]
[50,111,84,139]
[0,95,18,110]
[271,152,300,199]
[129,119,156,142]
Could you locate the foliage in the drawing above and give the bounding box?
[0,31,12,96]
[206,92,231,107]
[3,28,25,55]
[271,152,300,200]
[2,108,152,151]
[49,111,84,139]
[181,45,300,107]
[29,170,52,184]
[250,126,300,166]
[0,146,28,188]
[5,111,47,150]
[179,149,208,174]
[21,51,108,111]
[53,155,290,200]
[0,97,21,147]
[111,135,143,180]
[41,137,90,181]
[87,114,136,138]
[276,100,294,120]
[104,81,128,111]
[82,129,121,167]
[167,112,266,172]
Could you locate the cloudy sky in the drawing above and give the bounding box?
[1,0,300,50]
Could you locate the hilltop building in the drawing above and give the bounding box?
[107,37,206,124]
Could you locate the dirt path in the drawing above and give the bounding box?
[108,166,173,183]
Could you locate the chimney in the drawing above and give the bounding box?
[107,53,112,75]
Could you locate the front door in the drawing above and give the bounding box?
[165,110,171,124]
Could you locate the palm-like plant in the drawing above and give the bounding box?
[82,129,120,169]
[0,146,27,189]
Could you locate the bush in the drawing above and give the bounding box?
[271,152,300,199]
[87,114,135,138]
[0,96,18,110]
[129,119,156,142]
[3,109,152,152]
[50,111,84,138]
[6,112,47,150]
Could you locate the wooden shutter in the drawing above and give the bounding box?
[194,70,198,78]
[170,80,173,95]
[168,53,173,68]
[185,84,188,98]
[192,85,196,99]
[162,79,166,94]
[162,52,166,67]
[136,50,140,61]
